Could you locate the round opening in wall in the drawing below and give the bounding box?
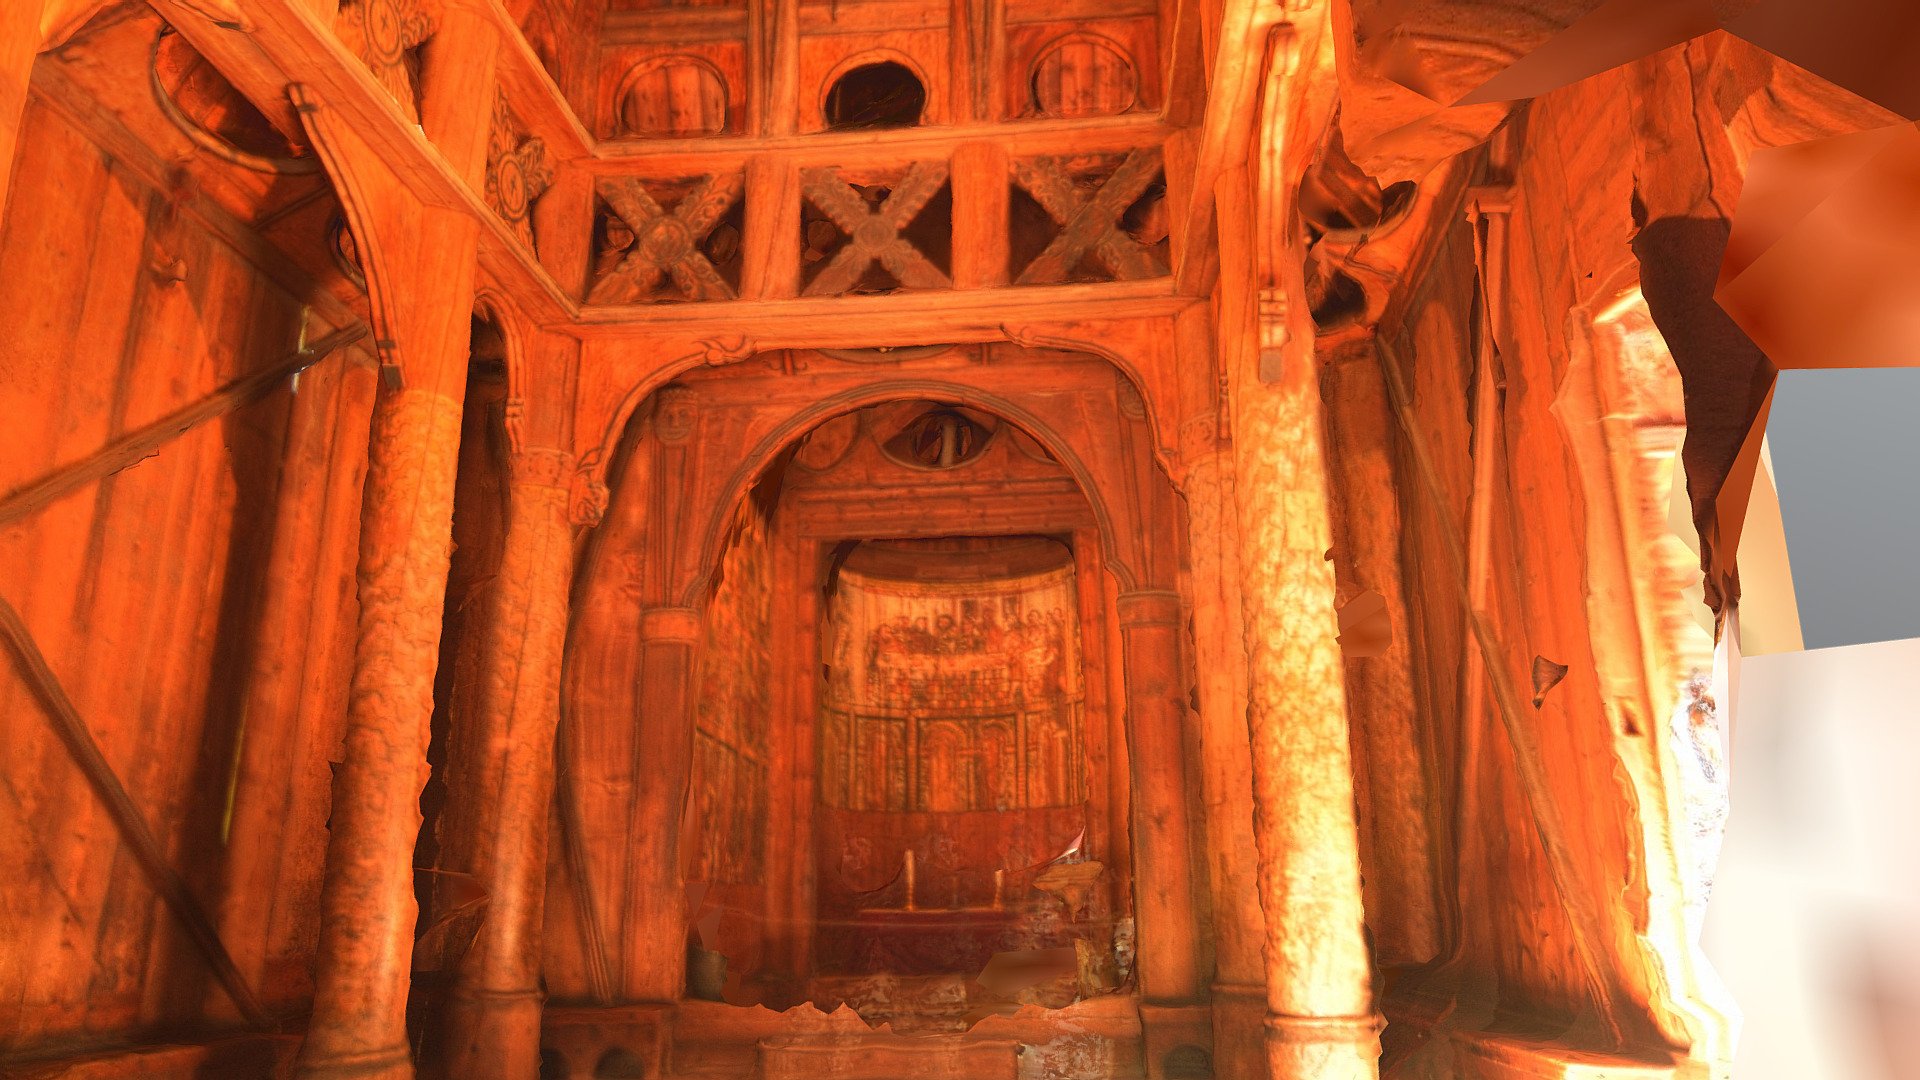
[825,61,926,131]
[880,407,996,470]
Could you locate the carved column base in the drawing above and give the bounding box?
[1138,1001,1213,1080]
[292,1043,414,1080]
[1211,982,1268,1080]
[1264,1013,1385,1080]
[439,986,546,1080]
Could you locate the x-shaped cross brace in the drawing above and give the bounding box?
[800,162,952,296]
[1012,148,1163,285]
[588,174,743,304]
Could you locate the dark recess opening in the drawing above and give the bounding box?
[825,61,926,130]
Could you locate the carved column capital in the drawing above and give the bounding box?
[1115,589,1183,627]
[640,606,703,645]
[508,446,575,490]
[569,470,610,527]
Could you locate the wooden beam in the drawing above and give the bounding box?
[590,114,1173,169]
[149,0,577,325]
[569,279,1195,343]
[0,325,366,527]
[1171,0,1280,296]
[482,0,592,159]
[0,595,272,1029]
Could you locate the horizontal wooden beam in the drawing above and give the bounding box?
[591,114,1174,170]
[785,483,1095,538]
[568,279,1195,345]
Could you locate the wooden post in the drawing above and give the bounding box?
[622,606,703,1001]
[1113,589,1203,1005]
[418,0,499,190]
[1068,531,1107,877]
[766,534,821,979]
[533,164,596,301]
[1320,335,1442,968]
[1220,19,1381,1076]
[767,0,800,136]
[742,154,802,300]
[438,446,577,1080]
[1229,294,1382,1078]
[1174,307,1268,1079]
[293,279,475,1079]
[948,0,975,124]
[215,348,380,1018]
[290,11,496,1067]
[951,141,1009,290]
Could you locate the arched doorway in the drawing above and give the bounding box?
[553,344,1201,1068]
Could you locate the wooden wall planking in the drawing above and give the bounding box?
[0,91,370,1056]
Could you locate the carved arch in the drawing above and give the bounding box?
[472,289,529,452]
[681,379,1141,606]
[572,336,756,520]
[997,324,1180,481]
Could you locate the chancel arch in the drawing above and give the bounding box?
[555,345,1204,1059]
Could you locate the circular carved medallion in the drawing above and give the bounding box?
[637,216,695,265]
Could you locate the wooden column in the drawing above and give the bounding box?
[215,349,380,1017]
[768,535,821,980]
[293,273,475,1080]
[1176,307,1267,1078]
[1211,17,1380,1075]
[533,164,596,301]
[742,154,802,300]
[1320,336,1441,968]
[292,8,496,1073]
[767,0,800,135]
[1072,532,1128,908]
[951,141,1009,290]
[419,0,500,191]
[1227,287,1380,1080]
[437,446,576,1079]
[622,606,703,1001]
[1114,589,1203,1005]
[947,0,974,124]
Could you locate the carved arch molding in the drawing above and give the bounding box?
[571,344,1184,605]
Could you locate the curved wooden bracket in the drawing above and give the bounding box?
[998,322,1184,483]
[570,335,756,526]
[292,84,411,382]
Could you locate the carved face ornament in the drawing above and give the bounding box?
[655,389,697,443]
